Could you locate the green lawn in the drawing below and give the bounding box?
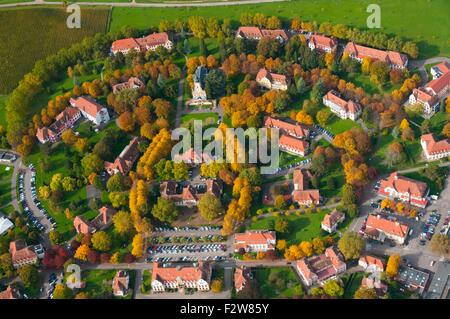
[110,0,450,59]
[0,165,13,207]
[80,269,135,299]
[279,151,306,168]
[181,112,218,124]
[254,267,302,299]
[340,72,399,95]
[248,210,330,244]
[342,272,364,299]
[324,115,361,135]
[424,62,440,82]
[141,269,152,294]
[319,164,345,199]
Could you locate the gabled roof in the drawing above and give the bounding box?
[264,116,309,138]
[113,271,129,295]
[344,42,408,67]
[379,172,428,198]
[426,71,450,96]
[111,38,140,52]
[309,34,337,50]
[359,255,385,271]
[0,286,21,299]
[292,189,320,203]
[421,134,450,155]
[152,262,211,283]
[323,90,361,114]
[366,215,409,239]
[256,68,288,86]
[293,169,308,190]
[279,134,308,152]
[234,230,276,248]
[322,209,344,229]
[70,96,104,118]
[236,26,263,39]
[9,240,37,264]
[234,267,252,291]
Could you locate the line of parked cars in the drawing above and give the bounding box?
[147,255,226,263]
[420,210,441,243]
[314,124,335,140]
[148,243,227,255]
[47,273,58,299]
[154,226,221,233]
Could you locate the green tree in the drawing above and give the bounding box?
[112,211,134,236]
[91,231,112,252]
[81,153,104,176]
[323,279,344,297]
[18,265,39,289]
[53,284,73,299]
[338,231,365,260]
[354,287,378,299]
[0,253,14,279]
[107,173,126,192]
[198,193,224,221]
[274,218,290,233]
[151,197,178,223]
[205,69,226,99]
[49,230,61,245]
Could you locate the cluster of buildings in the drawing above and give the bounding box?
[291,169,320,207]
[322,90,362,121]
[264,116,310,157]
[73,206,117,235]
[36,96,110,144]
[408,61,449,117]
[111,32,173,55]
[378,171,429,208]
[160,179,223,207]
[112,77,145,94]
[151,262,212,292]
[295,246,346,287]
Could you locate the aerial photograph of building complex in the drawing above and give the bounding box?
[0,0,448,308]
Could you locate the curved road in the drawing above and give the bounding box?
[0,0,288,9]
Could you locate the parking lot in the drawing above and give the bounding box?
[18,164,54,235]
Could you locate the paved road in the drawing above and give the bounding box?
[0,0,288,8]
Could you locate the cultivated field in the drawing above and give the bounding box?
[110,0,450,59]
[0,7,110,94]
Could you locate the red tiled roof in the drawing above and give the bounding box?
[70,96,104,118]
[435,61,450,74]
[292,189,320,204]
[9,240,37,265]
[279,134,308,153]
[256,68,288,86]
[293,169,308,190]
[264,116,309,139]
[234,231,276,248]
[322,209,344,229]
[412,88,439,105]
[236,26,263,39]
[323,90,361,114]
[261,29,289,41]
[366,215,409,239]
[111,32,170,53]
[309,34,337,50]
[234,267,251,291]
[426,71,450,95]
[111,38,140,52]
[0,286,20,299]
[379,172,428,199]
[73,216,92,235]
[421,134,450,155]
[359,255,385,271]
[104,137,140,175]
[113,271,129,296]
[152,262,210,283]
[344,42,408,67]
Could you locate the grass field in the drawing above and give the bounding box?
[0,165,13,207]
[324,115,361,135]
[81,269,135,299]
[0,7,109,94]
[254,267,302,299]
[181,112,218,124]
[248,210,330,244]
[109,0,450,59]
[342,272,364,299]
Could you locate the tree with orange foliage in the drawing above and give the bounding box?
[117,111,136,132]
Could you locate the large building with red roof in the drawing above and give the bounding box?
[104,137,140,176]
[73,206,117,235]
[151,262,211,292]
[278,134,309,157]
[234,266,253,293]
[36,107,81,144]
[291,169,320,207]
[378,172,429,208]
[296,246,346,286]
[358,255,385,273]
[112,77,144,94]
[233,230,276,253]
[160,179,223,207]
[111,32,172,55]
[323,90,362,121]
[69,96,110,125]
[236,26,289,43]
[420,133,450,161]
[256,68,289,91]
[408,62,450,117]
[364,215,409,244]
[9,240,38,269]
[0,285,21,299]
[264,116,310,140]
[112,271,130,297]
[344,42,408,69]
[308,34,338,53]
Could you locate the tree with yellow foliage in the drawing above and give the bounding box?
[276,239,287,251]
[324,52,335,70]
[295,110,314,125]
[399,118,410,131]
[131,233,144,258]
[386,254,401,277]
[284,244,304,260]
[74,244,90,261]
[380,198,392,210]
[299,241,314,257]
[110,252,121,264]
